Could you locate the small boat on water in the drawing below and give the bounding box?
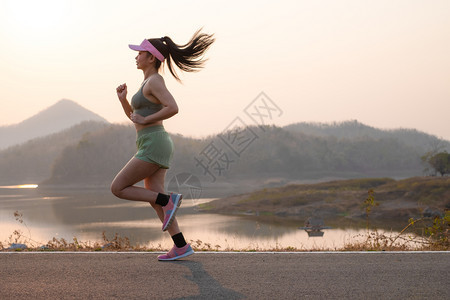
[298,218,332,237]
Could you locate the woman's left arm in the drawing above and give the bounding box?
[130,76,178,125]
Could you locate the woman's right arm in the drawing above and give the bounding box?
[116,83,133,120]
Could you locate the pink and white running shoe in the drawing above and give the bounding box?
[162,193,183,231]
[158,244,194,261]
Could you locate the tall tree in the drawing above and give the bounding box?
[427,152,450,176]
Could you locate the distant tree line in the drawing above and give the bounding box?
[45,123,441,185]
[1,120,448,186]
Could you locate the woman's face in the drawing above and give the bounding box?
[135,51,153,70]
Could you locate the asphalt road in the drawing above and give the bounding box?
[1,252,449,299]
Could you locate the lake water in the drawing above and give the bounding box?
[1,185,386,250]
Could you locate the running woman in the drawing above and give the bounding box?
[111,30,215,260]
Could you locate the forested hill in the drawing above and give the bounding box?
[0,120,448,188]
[284,121,448,149]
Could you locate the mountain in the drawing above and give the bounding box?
[0,99,109,149]
[0,121,110,185]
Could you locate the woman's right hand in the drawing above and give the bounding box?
[116,83,127,101]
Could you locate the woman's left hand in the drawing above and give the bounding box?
[130,113,146,124]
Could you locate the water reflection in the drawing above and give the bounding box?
[0,186,388,250]
[0,184,39,189]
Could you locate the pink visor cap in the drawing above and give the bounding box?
[129,39,165,62]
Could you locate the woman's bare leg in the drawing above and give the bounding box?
[110,157,162,204]
[144,170,181,236]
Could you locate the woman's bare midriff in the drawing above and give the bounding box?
[134,121,163,132]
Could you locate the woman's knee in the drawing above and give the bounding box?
[110,179,124,198]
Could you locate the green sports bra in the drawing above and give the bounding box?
[131,81,163,117]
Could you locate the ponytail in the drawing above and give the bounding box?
[148,29,215,81]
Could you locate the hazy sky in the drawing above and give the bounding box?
[1,0,449,139]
